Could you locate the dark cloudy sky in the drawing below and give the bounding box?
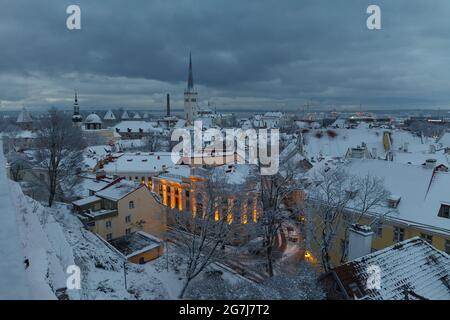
[1,0,450,111]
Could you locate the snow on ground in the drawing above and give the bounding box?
[4,165,249,299]
[0,137,30,299]
[10,182,66,299]
[6,177,173,299]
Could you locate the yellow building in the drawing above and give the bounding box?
[73,179,167,242]
[150,164,262,244]
[307,159,450,269]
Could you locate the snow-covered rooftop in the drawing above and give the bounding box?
[103,109,116,120]
[343,159,450,235]
[102,152,174,175]
[95,180,141,201]
[109,231,162,259]
[14,130,37,139]
[72,195,101,207]
[333,237,450,300]
[212,164,259,185]
[114,121,158,133]
[84,113,102,124]
[16,107,33,123]
[121,110,130,120]
[303,127,436,161]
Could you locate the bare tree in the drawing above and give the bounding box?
[34,108,86,206]
[305,167,356,272]
[6,150,29,181]
[185,261,324,300]
[170,171,236,298]
[306,168,390,271]
[339,173,390,262]
[259,169,301,277]
[144,132,165,152]
[262,261,325,299]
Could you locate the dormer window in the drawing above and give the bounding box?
[388,195,401,208]
[438,204,450,219]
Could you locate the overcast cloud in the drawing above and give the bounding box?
[1,0,450,111]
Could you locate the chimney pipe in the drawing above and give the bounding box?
[166,93,170,117]
[425,158,437,169]
[348,224,373,261]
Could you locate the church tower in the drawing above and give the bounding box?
[184,53,198,125]
[72,91,83,126]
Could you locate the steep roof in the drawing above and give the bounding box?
[332,237,450,300]
[95,180,142,201]
[16,107,32,123]
[132,112,141,119]
[121,110,130,120]
[103,109,116,120]
[343,159,450,235]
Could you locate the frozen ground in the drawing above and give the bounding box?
[10,184,172,299]
[0,137,30,299]
[3,174,244,299]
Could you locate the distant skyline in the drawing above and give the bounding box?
[2,1,450,111]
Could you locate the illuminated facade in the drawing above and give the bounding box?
[150,166,261,244]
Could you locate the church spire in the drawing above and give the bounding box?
[72,90,82,125]
[187,52,194,92]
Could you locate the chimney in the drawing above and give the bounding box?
[348,224,373,261]
[425,158,437,169]
[166,93,170,117]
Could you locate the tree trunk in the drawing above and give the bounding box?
[48,192,54,207]
[266,246,273,277]
[178,278,191,299]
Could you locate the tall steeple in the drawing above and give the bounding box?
[184,52,198,125]
[74,90,79,114]
[187,52,194,92]
[72,90,82,125]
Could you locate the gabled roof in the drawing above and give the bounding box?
[16,107,33,123]
[132,112,141,119]
[332,237,450,300]
[342,159,450,235]
[95,180,142,201]
[103,109,116,120]
[121,110,130,120]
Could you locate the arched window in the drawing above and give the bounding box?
[129,201,135,209]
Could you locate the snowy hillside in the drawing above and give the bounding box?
[0,137,30,299]
[9,180,174,299]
